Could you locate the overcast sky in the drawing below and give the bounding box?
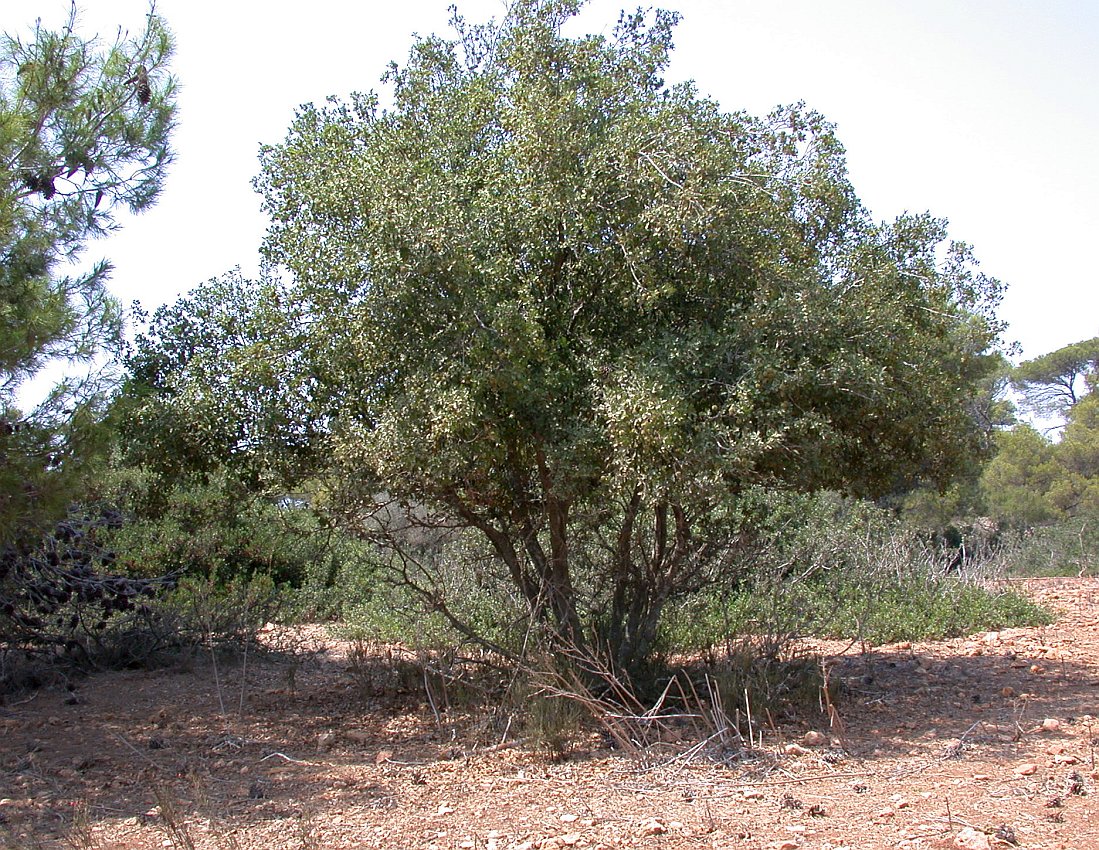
[7,0,1098,367]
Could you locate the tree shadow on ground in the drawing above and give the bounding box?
[1,629,1097,846]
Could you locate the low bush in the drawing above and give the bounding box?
[999,516,1099,577]
[0,502,294,693]
[660,491,1050,652]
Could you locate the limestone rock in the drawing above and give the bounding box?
[953,827,990,850]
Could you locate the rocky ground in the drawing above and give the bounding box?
[2,578,1098,850]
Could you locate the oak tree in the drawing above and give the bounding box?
[255,0,1005,668]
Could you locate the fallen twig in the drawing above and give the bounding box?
[260,751,315,766]
[110,731,163,770]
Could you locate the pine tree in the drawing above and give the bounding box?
[0,3,176,540]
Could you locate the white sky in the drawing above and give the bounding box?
[7,0,1098,366]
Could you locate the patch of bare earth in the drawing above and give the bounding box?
[2,578,1099,850]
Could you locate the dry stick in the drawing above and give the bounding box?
[152,784,197,850]
[744,689,756,750]
[643,676,677,719]
[210,643,227,717]
[110,730,163,771]
[705,673,743,752]
[686,673,712,742]
[260,751,315,766]
[423,666,442,725]
[8,690,39,707]
[820,660,845,736]
[237,636,249,717]
[658,729,730,772]
[497,715,513,748]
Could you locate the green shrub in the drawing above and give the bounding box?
[999,517,1099,577]
[336,532,528,652]
[660,491,1050,652]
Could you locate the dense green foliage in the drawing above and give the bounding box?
[981,372,1099,527]
[0,4,175,541]
[115,270,353,602]
[247,1,1007,668]
[121,270,321,492]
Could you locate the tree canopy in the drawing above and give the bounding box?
[0,4,175,539]
[147,0,1007,668]
[1012,336,1099,423]
[979,334,1099,526]
[120,269,322,495]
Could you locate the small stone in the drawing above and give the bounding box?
[317,732,337,750]
[973,773,992,781]
[560,835,580,847]
[784,743,811,756]
[638,818,666,836]
[953,827,990,850]
[1029,664,1044,674]
[437,803,455,815]
[375,749,393,764]
[1040,718,1060,732]
[777,841,800,850]
[560,814,578,823]
[1054,754,1080,765]
[802,731,826,747]
[1001,686,1015,698]
[1013,763,1039,776]
[741,788,764,800]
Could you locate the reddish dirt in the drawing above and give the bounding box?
[2,578,1098,850]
